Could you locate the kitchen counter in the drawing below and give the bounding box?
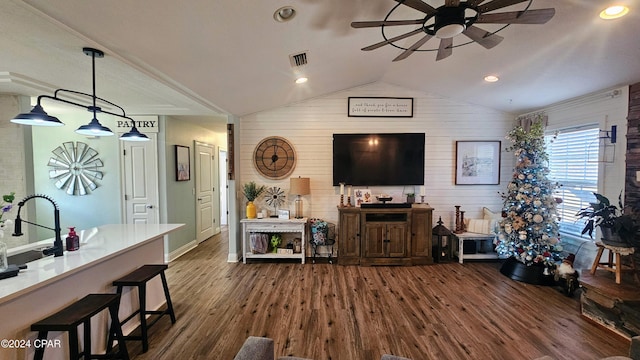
[0,223,184,360]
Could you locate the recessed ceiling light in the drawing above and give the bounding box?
[295,77,308,84]
[600,5,629,19]
[484,75,499,83]
[274,6,296,22]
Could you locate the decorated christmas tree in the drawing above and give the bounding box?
[495,120,562,269]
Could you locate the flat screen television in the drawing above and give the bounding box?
[332,133,425,186]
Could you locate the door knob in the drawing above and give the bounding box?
[146,205,154,209]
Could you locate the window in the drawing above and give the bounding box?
[546,127,600,237]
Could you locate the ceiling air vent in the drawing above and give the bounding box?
[289,52,308,67]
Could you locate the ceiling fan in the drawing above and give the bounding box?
[351,0,555,61]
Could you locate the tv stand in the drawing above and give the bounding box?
[337,204,433,266]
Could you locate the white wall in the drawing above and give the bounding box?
[238,82,514,236]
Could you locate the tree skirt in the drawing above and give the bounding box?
[500,257,555,286]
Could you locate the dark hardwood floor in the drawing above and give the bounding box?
[129,228,630,360]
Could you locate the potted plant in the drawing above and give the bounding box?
[576,192,640,247]
[405,193,415,204]
[242,181,266,219]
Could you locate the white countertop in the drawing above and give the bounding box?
[0,223,184,304]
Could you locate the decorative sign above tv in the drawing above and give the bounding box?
[333,133,425,186]
[348,97,413,117]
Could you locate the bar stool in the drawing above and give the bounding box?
[31,293,129,360]
[108,264,176,352]
[590,241,640,284]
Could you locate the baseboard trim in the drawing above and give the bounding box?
[227,253,240,263]
[167,239,198,262]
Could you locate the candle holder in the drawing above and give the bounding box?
[454,205,462,233]
[340,194,344,207]
[420,195,425,203]
[347,195,352,207]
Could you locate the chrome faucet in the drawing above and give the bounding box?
[13,194,63,257]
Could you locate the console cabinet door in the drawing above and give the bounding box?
[363,223,386,258]
[411,209,432,258]
[387,223,408,257]
[339,211,361,261]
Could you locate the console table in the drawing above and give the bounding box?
[453,232,497,263]
[241,218,307,264]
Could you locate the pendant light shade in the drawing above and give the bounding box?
[11,104,64,126]
[119,125,150,141]
[75,117,114,136]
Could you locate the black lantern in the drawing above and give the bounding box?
[432,217,453,263]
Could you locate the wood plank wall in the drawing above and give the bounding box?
[626,83,640,209]
[238,82,514,232]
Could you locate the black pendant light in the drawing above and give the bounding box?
[11,47,149,142]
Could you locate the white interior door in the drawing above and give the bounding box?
[122,133,159,224]
[195,142,218,242]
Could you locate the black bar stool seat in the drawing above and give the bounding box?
[109,264,176,353]
[31,293,129,360]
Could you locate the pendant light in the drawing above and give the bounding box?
[11,47,149,141]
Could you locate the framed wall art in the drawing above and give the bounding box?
[175,145,190,181]
[455,141,501,185]
[348,97,413,117]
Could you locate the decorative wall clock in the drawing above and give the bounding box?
[47,141,104,196]
[253,136,297,180]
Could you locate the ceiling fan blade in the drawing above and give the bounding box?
[466,0,486,7]
[445,0,460,6]
[478,0,528,13]
[392,34,433,61]
[362,29,424,51]
[436,38,453,61]
[394,0,437,16]
[462,25,504,49]
[477,8,555,24]
[351,19,425,28]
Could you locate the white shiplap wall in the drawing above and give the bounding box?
[239,82,514,230]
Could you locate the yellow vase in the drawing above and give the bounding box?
[246,201,257,219]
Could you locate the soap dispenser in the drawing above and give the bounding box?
[66,227,79,251]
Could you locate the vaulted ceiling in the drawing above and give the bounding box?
[1,0,639,118]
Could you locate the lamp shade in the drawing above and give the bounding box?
[76,118,114,136]
[11,104,64,126]
[120,126,150,141]
[290,177,310,195]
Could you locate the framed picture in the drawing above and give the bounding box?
[277,209,290,219]
[348,97,413,117]
[455,141,501,185]
[175,145,190,181]
[354,188,372,207]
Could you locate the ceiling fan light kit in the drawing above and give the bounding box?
[10,47,150,141]
[351,0,556,61]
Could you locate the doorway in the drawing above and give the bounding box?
[195,142,220,242]
[121,133,159,224]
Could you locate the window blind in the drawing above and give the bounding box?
[545,127,600,237]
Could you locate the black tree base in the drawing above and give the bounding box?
[500,257,555,286]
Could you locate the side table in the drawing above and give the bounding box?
[241,218,307,264]
[453,232,497,264]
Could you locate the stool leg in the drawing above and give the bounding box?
[83,319,91,360]
[33,331,48,360]
[616,253,622,284]
[108,301,130,360]
[591,247,605,275]
[138,284,149,352]
[69,327,80,360]
[106,285,124,352]
[160,271,176,324]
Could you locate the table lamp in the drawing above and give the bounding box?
[290,177,310,219]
